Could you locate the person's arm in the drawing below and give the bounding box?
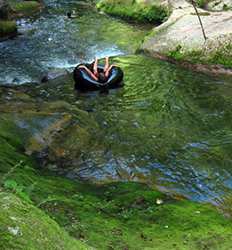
[104,57,109,73]
[78,65,98,81]
[105,64,116,78]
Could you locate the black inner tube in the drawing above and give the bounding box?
[73,64,124,91]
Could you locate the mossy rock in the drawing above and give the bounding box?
[0,192,89,250]
[0,20,17,39]
[97,0,170,23]
[9,1,41,17]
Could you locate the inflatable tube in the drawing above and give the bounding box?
[73,64,124,91]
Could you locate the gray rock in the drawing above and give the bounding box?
[206,0,232,11]
[141,0,232,71]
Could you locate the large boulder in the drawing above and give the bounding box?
[141,0,232,73]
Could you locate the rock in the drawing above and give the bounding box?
[206,0,232,11]
[0,20,17,40]
[9,1,42,17]
[0,0,9,19]
[41,69,69,83]
[141,0,232,73]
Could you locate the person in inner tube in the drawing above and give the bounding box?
[78,57,116,83]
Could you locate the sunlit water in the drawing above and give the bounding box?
[1,0,232,203]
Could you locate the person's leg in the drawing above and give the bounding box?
[93,58,98,76]
[78,65,98,81]
[105,64,116,78]
[104,57,109,73]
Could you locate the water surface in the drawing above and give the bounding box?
[1,0,232,203]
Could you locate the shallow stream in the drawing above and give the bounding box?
[1,0,232,203]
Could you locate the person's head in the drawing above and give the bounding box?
[98,72,107,83]
[67,12,71,18]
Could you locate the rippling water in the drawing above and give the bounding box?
[19,55,232,202]
[1,0,232,203]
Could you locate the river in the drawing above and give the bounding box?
[1,0,232,203]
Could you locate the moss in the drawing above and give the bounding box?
[97,0,170,24]
[0,192,89,250]
[0,20,17,38]
[166,41,232,68]
[9,1,41,16]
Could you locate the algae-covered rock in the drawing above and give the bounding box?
[0,192,88,250]
[0,20,17,40]
[141,0,232,72]
[9,0,42,17]
[97,0,171,23]
[0,85,100,173]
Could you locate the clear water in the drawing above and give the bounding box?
[1,0,232,203]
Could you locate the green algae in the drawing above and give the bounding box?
[97,0,170,23]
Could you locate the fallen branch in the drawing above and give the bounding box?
[191,0,207,41]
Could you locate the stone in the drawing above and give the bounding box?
[141,0,232,72]
[0,0,9,20]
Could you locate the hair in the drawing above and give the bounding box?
[98,72,107,83]
[67,12,71,18]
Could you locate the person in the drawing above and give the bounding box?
[78,57,116,83]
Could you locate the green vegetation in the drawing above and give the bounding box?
[0,20,17,38]
[97,0,170,23]
[195,0,210,8]
[166,41,232,68]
